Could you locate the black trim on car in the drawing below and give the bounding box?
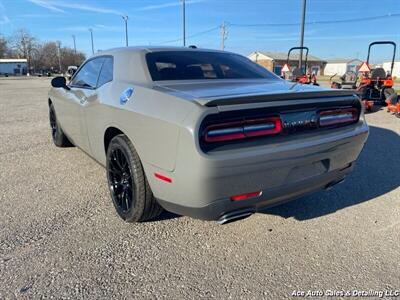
[203,90,358,107]
[68,55,114,90]
[199,95,362,152]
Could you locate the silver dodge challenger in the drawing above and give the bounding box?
[48,46,369,224]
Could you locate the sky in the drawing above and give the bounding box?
[0,0,399,62]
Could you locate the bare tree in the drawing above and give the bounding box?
[38,41,59,71]
[60,47,85,70]
[9,29,38,72]
[5,28,86,74]
[0,36,8,58]
[33,41,85,73]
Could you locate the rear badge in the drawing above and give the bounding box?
[281,111,318,132]
[120,87,134,105]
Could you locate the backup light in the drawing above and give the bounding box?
[319,108,358,127]
[204,117,282,143]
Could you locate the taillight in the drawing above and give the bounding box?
[204,116,282,143]
[319,108,358,127]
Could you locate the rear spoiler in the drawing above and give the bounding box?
[199,90,358,107]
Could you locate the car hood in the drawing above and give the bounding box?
[153,79,355,106]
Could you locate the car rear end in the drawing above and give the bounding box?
[142,48,368,222]
[148,88,368,222]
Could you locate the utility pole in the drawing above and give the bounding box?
[72,35,76,54]
[57,41,62,73]
[89,28,94,55]
[221,21,228,50]
[299,0,307,72]
[182,0,186,46]
[122,15,129,46]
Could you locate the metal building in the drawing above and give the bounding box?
[323,59,363,76]
[0,59,28,76]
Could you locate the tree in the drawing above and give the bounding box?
[0,36,8,58]
[36,41,59,71]
[60,47,86,70]
[5,28,86,73]
[9,29,38,72]
[33,41,86,73]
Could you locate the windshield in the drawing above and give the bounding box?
[146,51,279,81]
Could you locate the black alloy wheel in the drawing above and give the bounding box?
[108,147,134,213]
[106,134,163,222]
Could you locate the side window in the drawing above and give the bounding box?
[97,57,113,87]
[70,57,105,88]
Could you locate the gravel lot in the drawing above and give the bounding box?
[0,77,399,299]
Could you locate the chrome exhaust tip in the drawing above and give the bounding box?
[325,178,345,190]
[217,209,255,225]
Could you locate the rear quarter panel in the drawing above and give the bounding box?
[87,81,197,172]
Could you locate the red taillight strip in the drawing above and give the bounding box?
[154,172,172,183]
[204,117,282,143]
[231,191,262,201]
[319,108,358,127]
[244,117,282,137]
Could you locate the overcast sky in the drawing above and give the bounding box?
[0,0,399,62]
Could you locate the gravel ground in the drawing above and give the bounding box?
[0,77,399,299]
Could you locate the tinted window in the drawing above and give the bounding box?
[97,57,113,87]
[71,57,104,88]
[146,51,278,81]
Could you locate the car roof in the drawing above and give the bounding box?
[88,46,259,85]
[93,46,229,57]
[89,46,240,85]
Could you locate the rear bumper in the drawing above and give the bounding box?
[158,163,353,220]
[145,121,369,221]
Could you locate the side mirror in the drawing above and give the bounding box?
[51,76,70,90]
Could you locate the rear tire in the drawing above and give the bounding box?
[49,103,73,147]
[106,134,163,222]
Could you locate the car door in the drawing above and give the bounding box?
[66,57,105,152]
[82,56,114,160]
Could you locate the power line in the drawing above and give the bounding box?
[157,12,400,46]
[159,26,220,45]
[229,12,400,27]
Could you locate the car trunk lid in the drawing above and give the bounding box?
[154,79,357,107]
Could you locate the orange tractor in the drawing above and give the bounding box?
[284,46,319,86]
[385,93,400,117]
[357,41,397,112]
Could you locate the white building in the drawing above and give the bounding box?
[323,59,362,76]
[383,61,400,77]
[0,59,28,75]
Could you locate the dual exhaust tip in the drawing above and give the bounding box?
[217,208,255,225]
[218,177,346,225]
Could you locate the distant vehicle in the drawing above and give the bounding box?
[284,46,319,86]
[357,41,397,111]
[385,93,400,117]
[330,71,358,90]
[48,46,368,224]
[66,66,78,80]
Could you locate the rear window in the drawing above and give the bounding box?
[146,51,278,81]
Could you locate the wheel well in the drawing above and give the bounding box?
[104,127,124,153]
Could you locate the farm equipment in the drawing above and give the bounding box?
[357,41,397,111]
[385,93,400,117]
[330,71,358,90]
[284,46,319,86]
